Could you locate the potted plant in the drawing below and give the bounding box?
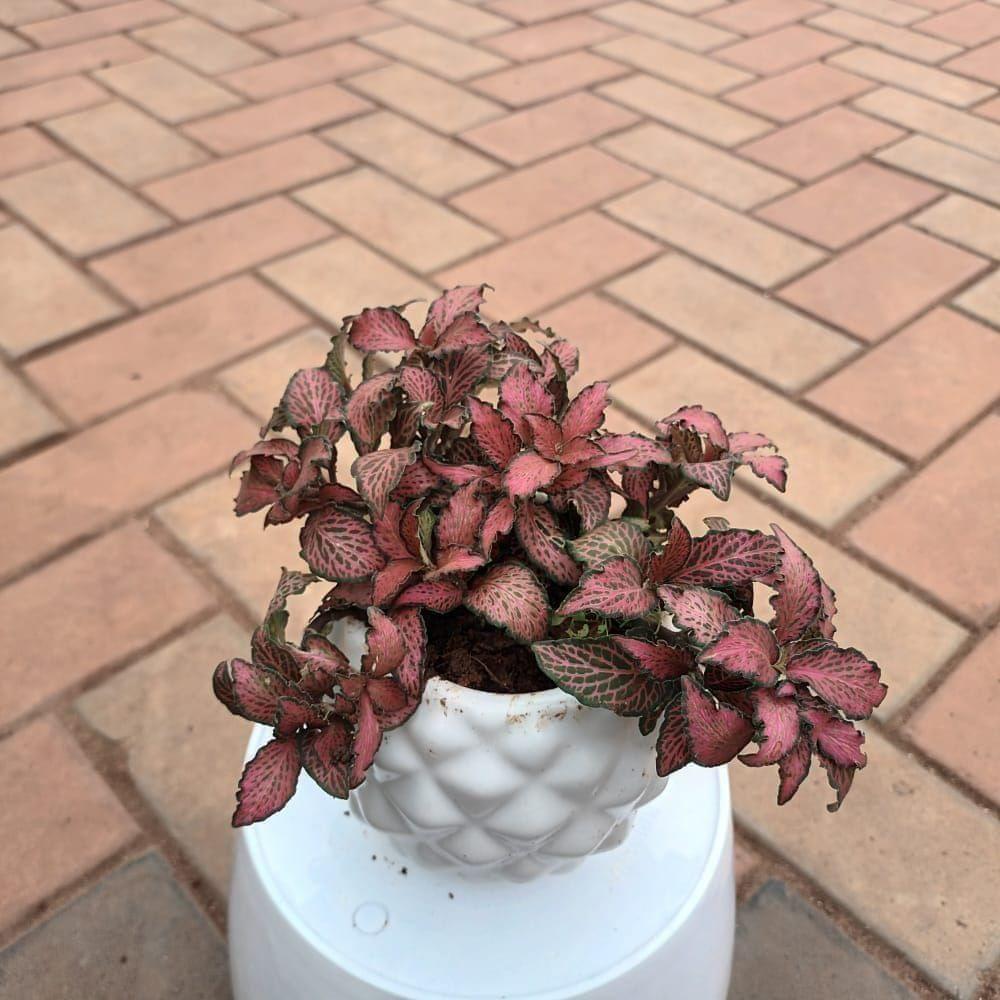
[213,285,885,882]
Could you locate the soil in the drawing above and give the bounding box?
[424,609,555,694]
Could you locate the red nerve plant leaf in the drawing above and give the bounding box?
[300,507,385,581]
[558,556,656,619]
[464,561,549,643]
[233,738,300,826]
[785,643,886,720]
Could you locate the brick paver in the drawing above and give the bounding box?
[1,2,997,997]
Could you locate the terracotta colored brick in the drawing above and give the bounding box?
[613,346,903,525]
[94,55,242,124]
[461,92,635,165]
[482,14,622,60]
[781,225,988,341]
[0,526,212,727]
[594,34,751,94]
[450,146,648,238]
[172,0,286,31]
[25,276,306,422]
[955,267,1000,326]
[945,38,1000,85]
[381,0,511,36]
[263,237,435,324]
[732,836,759,884]
[0,33,143,89]
[363,24,507,81]
[0,391,254,580]
[705,0,826,34]
[250,6,396,54]
[347,64,502,134]
[133,15,267,74]
[856,86,1000,160]
[19,0,175,46]
[295,166,497,271]
[90,197,330,307]
[76,618,253,894]
[0,365,62,460]
[914,192,1000,257]
[0,718,138,932]
[144,135,350,220]
[0,75,109,131]
[322,110,501,197]
[608,181,825,287]
[539,293,673,383]
[853,415,1000,622]
[974,94,1000,120]
[491,0,611,23]
[599,74,770,146]
[44,101,207,185]
[471,51,626,106]
[0,127,62,178]
[727,62,873,122]
[756,162,941,249]
[718,25,847,75]
[602,123,793,209]
[808,10,961,61]
[876,134,1000,205]
[830,45,995,106]
[0,855,229,998]
[681,485,967,713]
[731,881,916,1000]
[741,106,903,180]
[906,628,1000,804]
[823,0,927,25]
[436,212,659,319]
[808,308,1000,459]
[918,1,1000,42]
[0,0,69,26]
[595,1,737,50]
[0,160,167,257]
[0,225,123,357]
[0,24,27,54]
[609,254,855,389]
[734,729,1000,997]
[220,41,384,98]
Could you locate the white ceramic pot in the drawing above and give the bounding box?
[336,620,669,882]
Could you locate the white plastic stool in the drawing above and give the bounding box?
[229,726,735,1000]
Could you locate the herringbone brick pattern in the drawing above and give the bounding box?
[0,1,997,996]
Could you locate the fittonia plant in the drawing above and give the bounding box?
[214,286,885,827]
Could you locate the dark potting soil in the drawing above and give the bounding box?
[424,609,555,695]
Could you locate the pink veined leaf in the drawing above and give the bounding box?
[212,659,238,713]
[391,607,427,698]
[352,447,414,516]
[264,567,318,623]
[481,497,515,557]
[776,738,812,805]
[300,719,351,799]
[515,501,580,586]
[350,691,383,787]
[562,382,610,440]
[595,433,672,468]
[769,523,824,645]
[422,454,491,488]
[647,516,693,584]
[819,757,855,812]
[420,284,489,346]
[503,451,561,498]
[373,501,413,561]
[464,560,549,643]
[467,397,521,468]
[346,306,417,353]
[398,366,444,422]
[785,643,886,720]
[817,580,837,640]
[804,709,867,768]
[679,459,736,501]
[425,547,487,580]
[567,519,652,569]
[273,696,326,739]
[546,338,579,380]
[559,438,603,467]
[657,405,729,450]
[699,619,780,685]
[499,363,555,438]
[395,579,465,612]
[300,507,385,582]
[346,371,398,453]
[727,431,772,453]
[434,312,492,352]
[228,658,296,725]
[746,453,788,492]
[437,344,491,412]
[558,556,656,619]
[234,456,283,515]
[366,675,415,728]
[548,465,588,492]
[656,697,692,776]
[363,607,406,677]
[233,738,300,826]
[532,637,669,716]
[394,459,443,498]
[672,529,782,587]
[613,637,693,681]
[658,585,740,645]
[447,437,486,466]
[230,438,298,475]
[621,467,654,514]
[681,676,754,767]
[281,367,345,432]
[523,414,563,461]
[740,688,800,766]
[372,559,421,606]
[567,475,611,532]
[436,482,486,551]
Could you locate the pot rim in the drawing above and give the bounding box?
[421,674,584,725]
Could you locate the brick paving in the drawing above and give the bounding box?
[0,1,997,997]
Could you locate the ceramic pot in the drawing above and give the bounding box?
[335,620,669,881]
